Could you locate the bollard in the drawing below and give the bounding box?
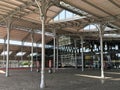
[48,68,52,74]
[48,60,52,74]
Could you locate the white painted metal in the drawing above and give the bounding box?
[56,37,59,69]
[35,0,52,88]
[99,25,105,78]
[21,42,23,63]
[53,29,56,72]
[3,39,6,68]
[6,19,11,77]
[74,40,77,69]
[35,0,46,88]
[81,36,84,71]
[40,16,46,88]
[31,31,34,71]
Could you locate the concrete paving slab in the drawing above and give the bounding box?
[0,68,119,90]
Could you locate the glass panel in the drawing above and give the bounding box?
[54,15,59,21]
[66,11,73,18]
[0,39,4,43]
[10,40,22,45]
[59,10,65,20]
[84,24,96,31]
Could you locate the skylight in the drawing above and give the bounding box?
[51,1,92,22]
[84,24,97,31]
[0,38,41,47]
[83,24,117,32]
[16,52,26,56]
[60,1,90,17]
[9,40,22,45]
[104,27,116,31]
[24,42,34,47]
[0,39,4,43]
[53,10,84,22]
[0,39,22,46]
[1,51,12,56]
[104,34,120,37]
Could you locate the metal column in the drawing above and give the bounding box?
[74,40,77,69]
[21,42,23,62]
[35,0,52,88]
[40,16,46,88]
[56,37,59,69]
[53,29,56,72]
[99,25,105,78]
[31,31,34,71]
[81,36,84,71]
[3,39,6,68]
[35,0,45,88]
[6,18,11,77]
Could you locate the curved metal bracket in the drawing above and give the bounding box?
[35,0,53,21]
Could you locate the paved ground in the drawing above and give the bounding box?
[0,68,120,90]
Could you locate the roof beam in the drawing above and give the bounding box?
[1,0,20,7]
[15,0,25,3]
[48,18,88,30]
[48,0,99,25]
[0,6,12,12]
[22,32,31,42]
[56,0,99,18]
[81,0,115,17]
[0,9,9,13]
[0,14,6,16]
[0,0,40,22]
[0,3,15,10]
[52,0,120,25]
[36,38,42,43]
[58,29,120,37]
[109,0,120,8]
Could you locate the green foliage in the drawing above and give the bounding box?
[19,61,30,66]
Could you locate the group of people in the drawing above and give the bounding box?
[33,55,53,72]
[33,55,41,72]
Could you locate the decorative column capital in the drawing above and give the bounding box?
[35,0,53,21]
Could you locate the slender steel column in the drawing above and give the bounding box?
[35,0,52,88]
[81,36,84,71]
[74,40,77,69]
[6,18,11,77]
[36,43,38,68]
[0,16,7,68]
[35,0,46,88]
[53,29,56,72]
[99,25,104,78]
[21,42,23,62]
[31,31,34,71]
[40,15,45,88]
[3,39,6,68]
[56,37,59,69]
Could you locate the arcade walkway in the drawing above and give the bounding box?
[0,68,120,90]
